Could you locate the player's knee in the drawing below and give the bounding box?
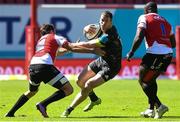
[139,75,149,84]
[76,79,84,88]
[24,90,38,98]
[141,82,148,89]
[76,79,81,86]
[67,86,73,96]
[84,82,93,91]
[81,83,93,96]
[62,84,74,96]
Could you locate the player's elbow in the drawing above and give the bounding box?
[170,35,176,48]
[171,41,176,48]
[134,37,143,45]
[135,28,145,42]
[171,43,176,48]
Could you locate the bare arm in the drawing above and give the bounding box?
[170,34,176,48]
[127,27,145,61]
[71,39,104,48]
[63,41,105,56]
[129,27,145,53]
[56,47,69,56]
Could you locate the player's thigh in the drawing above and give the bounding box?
[139,54,163,83]
[60,82,73,95]
[99,62,120,82]
[85,73,106,89]
[79,58,107,82]
[42,65,70,90]
[29,64,43,86]
[50,74,73,96]
[78,65,96,86]
[139,65,148,81]
[50,75,70,89]
[139,66,160,83]
[141,53,172,71]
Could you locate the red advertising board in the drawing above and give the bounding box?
[0,59,177,79]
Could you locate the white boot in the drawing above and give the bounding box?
[154,104,169,119]
[140,108,155,118]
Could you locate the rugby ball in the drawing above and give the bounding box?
[83,23,102,40]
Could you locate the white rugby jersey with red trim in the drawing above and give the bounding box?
[30,34,68,65]
[137,13,173,54]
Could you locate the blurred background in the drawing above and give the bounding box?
[0,0,179,80]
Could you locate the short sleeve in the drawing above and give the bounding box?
[54,35,68,47]
[170,26,174,35]
[98,34,108,45]
[137,15,146,29]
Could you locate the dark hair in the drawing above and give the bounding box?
[144,2,158,13]
[40,24,55,36]
[101,11,113,20]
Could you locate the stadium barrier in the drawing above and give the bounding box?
[0,59,176,80]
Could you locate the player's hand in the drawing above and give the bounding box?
[56,48,69,56]
[126,51,134,62]
[94,48,105,56]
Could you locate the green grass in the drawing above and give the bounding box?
[0,79,180,121]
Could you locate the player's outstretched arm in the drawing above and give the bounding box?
[63,41,105,56]
[72,39,104,48]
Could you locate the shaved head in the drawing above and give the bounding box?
[144,2,158,14]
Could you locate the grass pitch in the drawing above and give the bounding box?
[0,79,180,121]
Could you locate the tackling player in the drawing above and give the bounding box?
[5,24,104,118]
[126,2,176,119]
[61,11,122,117]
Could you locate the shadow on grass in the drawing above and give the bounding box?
[83,116,140,118]
[9,115,180,120]
[68,116,180,119]
[55,116,141,119]
[54,115,180,119]
[163,116,180,119]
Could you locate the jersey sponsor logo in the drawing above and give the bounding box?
[153,15,165,21]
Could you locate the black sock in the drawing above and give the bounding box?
[149,82,157,109]
[141,82,157,109]
[150,81,162,108]
[153,82,161,108]
[155,96,162,108]
[89,91,98,102]
[7,94,29,115]
[40,90,66,107]
[67,107,74,114]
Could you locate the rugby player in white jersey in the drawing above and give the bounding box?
[5,24,104,118]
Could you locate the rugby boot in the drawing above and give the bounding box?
[36,103,49,118]
[154,104,168,119]
[83,98,101,112]
[140,108,155,118]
